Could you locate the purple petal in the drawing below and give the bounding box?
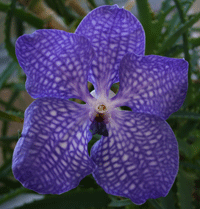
[12,98,96,194]
[15,30,95,102]
[91,110,179,205]
[75,5,145,97]
[112,53,188,119]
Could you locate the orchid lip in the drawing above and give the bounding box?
[89,112,109,137]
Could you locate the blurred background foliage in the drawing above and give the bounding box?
[0,0,200,208]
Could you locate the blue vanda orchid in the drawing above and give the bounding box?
[13,5,188,205]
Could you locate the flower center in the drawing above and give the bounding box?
[97,104,107,113]
[89,105,110,137]
[89,90,115,137]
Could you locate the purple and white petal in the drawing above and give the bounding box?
[91,110,179,205]
[16,30,95,102]
[75,5,145,97]
[12,98,95,194]
[112,53,188,119]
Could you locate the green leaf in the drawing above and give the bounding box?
[5,110,24,119]
[87,0,97,8]
[191,27,200,32]
[104,0,114,5]
[156,5,176,36]
[11,83,26,91]
[159,190,176,209]
[190,37,200,48]
[189,140,200,158]
[159,0,172,13]
[15,16,25,37]
[0,2,44,29]
[0,177,20,190]
[136,0,155,54]
[158,0,198,49]
[0,62,17,89]
[176,121,198,139]
[4,0,17,61]
[173,0,192,103]
[0,136,18,142]
[169,111,200,120]
[109,196,132,207]
[136,0,152,30]
[178,139,193,158]
[0,158,12,179]
[156,1,191,47]
[0,187,31,206]
[157,11,200,55]
[0,110,24,123]
[180,162,200,172]
[2,82,26,92]
[109,196,164,208]
[162,0,195,38]
[54,0,76,24]
[164,44,183,57]
[68,17,83,33]
[15,188,110,209]
[180,0,196,12]
[148,199,164,209]
[177,168,196,209]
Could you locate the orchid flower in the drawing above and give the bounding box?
[13,5,188,205]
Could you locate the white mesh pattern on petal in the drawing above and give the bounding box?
[91,110,179,205]
[12,98,95,194]
[112,53,188,119]
[15,30,95,101]
[76,5,145,97]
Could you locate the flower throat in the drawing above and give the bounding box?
[89,105,109,137]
